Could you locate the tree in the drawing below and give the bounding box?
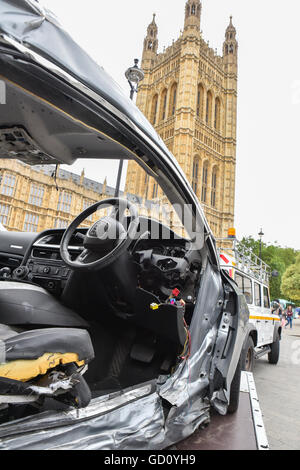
[281,254,300,303]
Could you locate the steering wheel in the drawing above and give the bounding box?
[60,198,139,271]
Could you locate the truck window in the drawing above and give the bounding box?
[263,286,270,308]
[243,277,253,305]
[235,273,253,305]
[235,273,243,292]
[254,282,262,307]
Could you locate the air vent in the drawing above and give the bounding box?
[32,248,61,260]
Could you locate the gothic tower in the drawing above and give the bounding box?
[125,1,238,238]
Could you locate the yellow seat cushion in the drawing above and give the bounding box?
[0,352,84,382]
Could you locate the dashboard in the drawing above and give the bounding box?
[0,217,201,308]
[0,229,87,295]
[0,231,36,270]
[25,229,87,295]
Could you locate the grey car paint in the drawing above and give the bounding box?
[0,0,250,449]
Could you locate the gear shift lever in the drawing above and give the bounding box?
[0,267,11,279]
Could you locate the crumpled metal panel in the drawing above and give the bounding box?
[0,385,166,450]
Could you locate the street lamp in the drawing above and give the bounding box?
[258,228,264,260]
[114,59,144,197]
[125,58,145,100]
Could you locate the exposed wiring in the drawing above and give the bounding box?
[180,318,191,361]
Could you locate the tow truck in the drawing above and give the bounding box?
[175,370,269,450]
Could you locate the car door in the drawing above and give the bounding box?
[262,286,276,344]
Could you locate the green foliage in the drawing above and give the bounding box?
[281,253,300,303]
[240,236,299,301]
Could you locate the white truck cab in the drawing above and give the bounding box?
[217,233,281,370]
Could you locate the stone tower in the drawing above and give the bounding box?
[125,1,238,238]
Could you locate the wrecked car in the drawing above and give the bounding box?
[0,0,252,450]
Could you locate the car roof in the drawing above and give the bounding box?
[0,0,167,158]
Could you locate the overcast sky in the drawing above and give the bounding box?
[41,0,300,250]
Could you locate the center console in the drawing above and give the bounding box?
[23,230,87,295]
[27,254,72,295]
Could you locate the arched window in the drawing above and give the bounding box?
[206,91,212,126]
[151,94,158,125]
[214,97,221,131]
[211,168,218,207]
[201,164,208,203]
[191,4,196,15]
[192,157,200,195]
[196,84,204,119]
[160,89,168,121]
[169,83,177,117]
[148,40,153,50]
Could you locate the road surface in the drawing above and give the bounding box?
[254,318,300,450]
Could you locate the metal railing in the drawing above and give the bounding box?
[216,238,271,283]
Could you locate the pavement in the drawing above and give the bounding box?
[254,318,300,450]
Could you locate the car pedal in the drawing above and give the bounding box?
[130,343,155,363]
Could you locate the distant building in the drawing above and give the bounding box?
[0,159,112,232]
[0,159,184,235]
[125,0,238,238]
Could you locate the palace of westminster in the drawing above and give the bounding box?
[0,0,238,238]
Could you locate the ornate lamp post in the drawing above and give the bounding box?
[258,228,264,260]
[114,59,144,197]
[125,58,145,100]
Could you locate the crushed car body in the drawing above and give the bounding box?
[0,0,252,450]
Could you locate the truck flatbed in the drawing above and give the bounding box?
[174,372,269,451]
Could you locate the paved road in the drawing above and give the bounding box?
[254,318,300,450]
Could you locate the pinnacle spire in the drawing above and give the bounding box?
[223,16,238,59]
[226,15,236,34]
[184,0,202,32]
[143,13,158,56]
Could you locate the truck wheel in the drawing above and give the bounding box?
[242,337,255,372]
[228,355,242,414]
[268,334,280,365]
[228,335,254,414]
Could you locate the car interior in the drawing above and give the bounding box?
[0,12,206,431]
[0,184,202,425]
